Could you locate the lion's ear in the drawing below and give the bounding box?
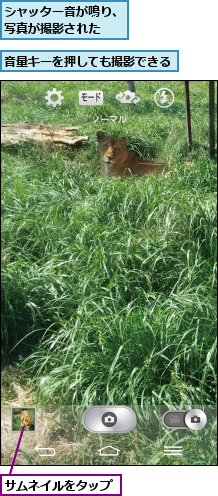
[120,137,128,145]
[97,131,105,142]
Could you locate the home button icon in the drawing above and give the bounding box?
[101,411,117,427]
[98,446,120,456]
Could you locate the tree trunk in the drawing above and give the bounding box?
[126,81,136,93]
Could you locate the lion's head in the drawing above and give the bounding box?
[25,418,33,430]
[97,131,129,166]
[97,131,165,177]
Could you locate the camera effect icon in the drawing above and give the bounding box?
[116,90,140,105]
[191,415,200,423]
[101,411,118,428]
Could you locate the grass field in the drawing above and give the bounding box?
[1,81,217,465]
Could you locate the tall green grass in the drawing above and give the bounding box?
[1,81,217,409]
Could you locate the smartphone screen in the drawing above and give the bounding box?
[1,80,217,493]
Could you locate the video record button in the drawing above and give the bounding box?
[82,406,136,433]
[162,410,187,429]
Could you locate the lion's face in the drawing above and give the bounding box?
[97,132,128,166]
[25,420,33,430]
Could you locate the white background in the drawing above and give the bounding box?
[2,474,121,494]
[0,0,218,79]
[1,466,217,494]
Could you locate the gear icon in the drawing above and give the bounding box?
[45,88,64,108]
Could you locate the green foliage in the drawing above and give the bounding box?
[1,81,217,412]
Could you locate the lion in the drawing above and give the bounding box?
[97,132,165,177]
[21,410,33,430]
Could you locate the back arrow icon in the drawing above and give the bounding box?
[35,445,55,456]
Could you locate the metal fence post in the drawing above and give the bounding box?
[209,81,215,159]
[184,81,192,150]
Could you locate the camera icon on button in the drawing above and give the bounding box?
[101,412,117,428]
[185,409,207,430]
[191,415,201,423]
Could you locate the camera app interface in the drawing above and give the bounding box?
[1,80,217,467]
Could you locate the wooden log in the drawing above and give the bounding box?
[1,122,89,147]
